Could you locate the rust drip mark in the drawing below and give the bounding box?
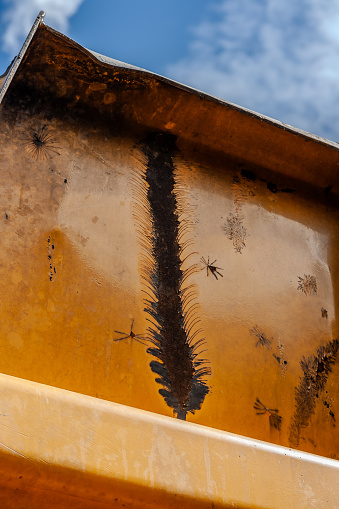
[47,236,56,282]
[227,171,254,253]
[254,398,282,431]
[297,274,317,296]
[240,168,256,182]
[289,338,339,448]
[114,319,147,345]
[322,395,336,426]
[223,213,247,253]
[240,165,296,194]
[231,174,255,212]
[200,256,224,280]
[133,132,210,420]
[267,183,296,194]
[250,325,272,350]
[273,338,287,376]
[321,307,328,319]
[25,124,60,161]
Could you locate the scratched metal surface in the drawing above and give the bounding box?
[0,22,338,459]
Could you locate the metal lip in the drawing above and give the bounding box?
[83,42,339,152]
[2,9,338,152]
[0,10,45,105]
[0,372,338,508]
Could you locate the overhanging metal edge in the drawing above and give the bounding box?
[0,10,45,105]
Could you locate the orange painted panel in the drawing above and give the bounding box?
[0,373,338,508]
[0,20,338,465]
[0,106,338,460]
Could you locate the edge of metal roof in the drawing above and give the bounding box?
[85,45,339,152]
[86,48,149,72]
[0,11,45,105]
[1,11,339,153]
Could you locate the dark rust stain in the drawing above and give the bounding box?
[137,133,210,420]
[321,307,328,319]
[47,235,57,282]
[289,338,339,448]
[240,168,256,182]
[267,182,278,193]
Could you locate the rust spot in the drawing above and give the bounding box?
[114,319,146,345]
[223,213,247,253]
[267,182,278,193]
[240,168,256,182]
[254,398,282,431]
[273,338,287,375]
[321,307,328,319]
[25,124,60,160]
[250,325,272,350]
[47,235,57,282]
[200,256,224,280]
[297,274,317,296]
[231,173,255,211]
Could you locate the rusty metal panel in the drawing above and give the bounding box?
[0,16,338,507]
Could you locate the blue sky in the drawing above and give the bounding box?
[1,0,339,142]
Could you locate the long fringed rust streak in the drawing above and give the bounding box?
[132,133,210,420]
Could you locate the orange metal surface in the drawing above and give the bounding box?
[0,373,338,508]
[0,16,338,507]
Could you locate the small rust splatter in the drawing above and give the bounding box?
[273,338,287,375]
[231,173,255,211]
[254,398,282,431]
[250,325,272,350]
[47,235,57,282]
[25,124,60,160]
[223,213,247,253]
[321,307,328,319]
[200,256,224,280]
[297,274,317,296]
[114,319,146,345]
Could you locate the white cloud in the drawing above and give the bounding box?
[167,0,339,142]
[1,0,84,56]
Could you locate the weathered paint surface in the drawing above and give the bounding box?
[0,21,338,502]
[0,373,338,508]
